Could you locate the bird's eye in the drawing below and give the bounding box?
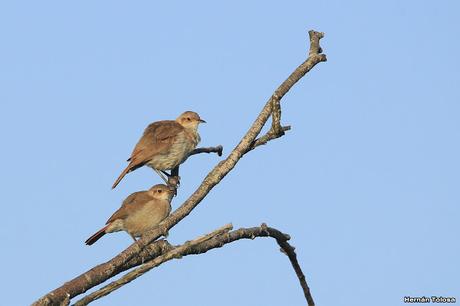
[157,190,162,193]
[187,117,191,121]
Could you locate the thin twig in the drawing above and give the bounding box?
[271,97,283,135]
[276,238,314,306]
[189,145,224,157]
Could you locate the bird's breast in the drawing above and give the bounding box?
[123,200,171,237]
[147,131,199,170]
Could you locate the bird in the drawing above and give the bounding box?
[112,111,206,189]
[85,184,175,245]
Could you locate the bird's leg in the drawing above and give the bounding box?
[156,167,181,187]
[160,169,180,182]
[153,169,169,183]
[161,170,171,177]
[159,169,178,182]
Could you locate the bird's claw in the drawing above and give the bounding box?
[167,176,181,193]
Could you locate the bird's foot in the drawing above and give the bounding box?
[167,175,181,190]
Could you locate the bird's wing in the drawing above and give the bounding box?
[106,191,153,224]
[127,120,184,166]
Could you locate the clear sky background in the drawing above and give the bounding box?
[1,1,459,305]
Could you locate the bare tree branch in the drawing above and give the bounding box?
[189,145,224,157]
[74,224,233,306]
[74,224,314,306]
[33,30,326,306]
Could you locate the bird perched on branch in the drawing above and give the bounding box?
[85,184,175,245]
[112,111,206,189]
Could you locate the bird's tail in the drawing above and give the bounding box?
[112,164,132,189]
[85,224,109,246]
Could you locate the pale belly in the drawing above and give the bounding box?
[146,132,198,170]
[123,201,171,237]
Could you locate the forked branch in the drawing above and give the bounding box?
[74,224,314,306]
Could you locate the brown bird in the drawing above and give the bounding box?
[85,184,175,245]
[112,111,205,189]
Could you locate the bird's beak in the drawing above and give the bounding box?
[199,119,206,123]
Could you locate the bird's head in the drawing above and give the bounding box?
[149,184,175,201]
[176,111,206,130]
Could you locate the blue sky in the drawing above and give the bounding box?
[1,1,459,305]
